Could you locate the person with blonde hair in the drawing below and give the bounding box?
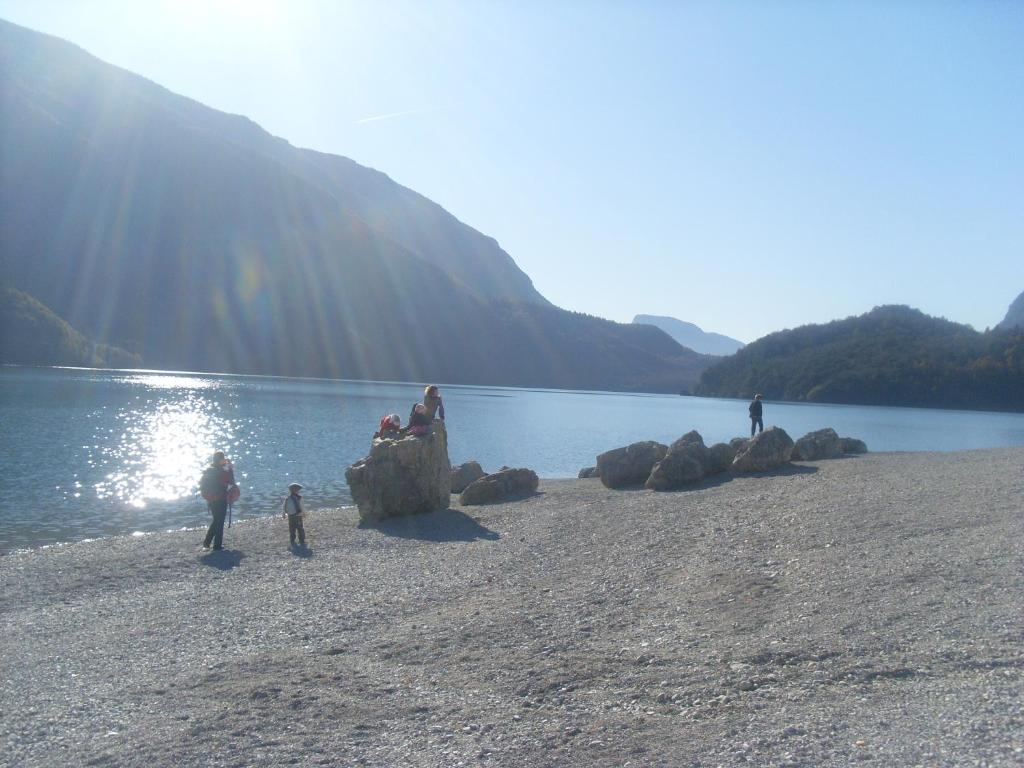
[423,385,445,421]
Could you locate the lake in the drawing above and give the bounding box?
[2,366,1023,553]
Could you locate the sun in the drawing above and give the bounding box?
[160,0,285,29]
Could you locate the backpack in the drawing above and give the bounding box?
[200,466,224,501]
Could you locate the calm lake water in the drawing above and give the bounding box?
[2,366,1023,553]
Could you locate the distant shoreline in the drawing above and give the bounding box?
[7,363,1024,414]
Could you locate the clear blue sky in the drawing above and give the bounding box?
[2,0,1021,342]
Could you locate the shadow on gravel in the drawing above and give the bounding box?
[361,508,500,543]
[290,544,314,558]
[752,463,819,477]
[612,464,821,494]
[199,549,245,570]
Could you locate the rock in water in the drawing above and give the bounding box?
[793,428,843,461]
[450,461,486,494]
[731,427,795,473]
[345,421,451,522]
[596,441,668,489]
[460,468,539,505]
[840,437,868,454]
[578,466,598,479]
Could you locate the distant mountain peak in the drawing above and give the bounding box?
[632,315,745,356]
[997,290,1024,330]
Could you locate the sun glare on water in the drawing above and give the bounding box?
[91,378,236,508]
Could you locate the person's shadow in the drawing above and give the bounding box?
[360,508,500,543]
[290,544,315,558]
[199,549,245,570]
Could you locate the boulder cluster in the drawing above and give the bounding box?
[587,426,867,492]
[345,425,540,522]
[345,422,867,521]
[345,422,452,522]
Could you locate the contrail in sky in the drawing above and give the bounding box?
[355,109,424,124]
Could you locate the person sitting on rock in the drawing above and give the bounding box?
[375,413,402,440]
[423,385,445,421]
[407,402,432,436]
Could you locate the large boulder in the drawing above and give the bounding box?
[706,442,737,475]
[596,441,668,489]
[460,468,539,505]
[731,427,794,473]
[578,466,599,479]
[645,442,708,490]
[674,430,706,448]
[450,461,486,494]
[345,421,451,522]
[793,428,842,461]
[730,437,751,454]
[840,437,868,454]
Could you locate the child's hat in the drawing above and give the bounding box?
[288,482,303,490]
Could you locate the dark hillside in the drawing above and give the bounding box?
[0,19,711,392]
[998,290,1024,331]
[694,305,1024,411]
[0,286,140,367]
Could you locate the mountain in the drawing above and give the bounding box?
[0,286,140,367]
[693,305,1024,412]
[632,315,745,356]
[997,290,1024,331]
[0,19,712,393]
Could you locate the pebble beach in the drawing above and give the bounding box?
[2,448,1022,767]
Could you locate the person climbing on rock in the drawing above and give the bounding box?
[375,413,402,440]
[749,394,764,437]
[423,385,445,421]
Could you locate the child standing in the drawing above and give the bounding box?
[283,483,306,547]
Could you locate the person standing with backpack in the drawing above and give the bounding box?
[200,451,237,550]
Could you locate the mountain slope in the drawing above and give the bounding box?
[0,286,140,367]
[0,19,545,308]
[632,315,745,356]
[693,305,1024,411]
[997,290,1024,330]
[0,19,711,392]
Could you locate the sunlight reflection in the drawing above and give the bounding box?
[92,394,232,507]
[116,374,218,390]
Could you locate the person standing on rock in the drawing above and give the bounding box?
[200,451,237,550]
[423,385,445,421]
[748,394,764,437]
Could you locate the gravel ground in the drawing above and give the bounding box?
[2,448,1022,767]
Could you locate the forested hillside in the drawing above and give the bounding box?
[694,305,1024,412]
[0,287,140,368]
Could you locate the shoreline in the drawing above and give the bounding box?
[2,447,1022,767]
[1,446,1015,556]
[6,444,1015,561]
